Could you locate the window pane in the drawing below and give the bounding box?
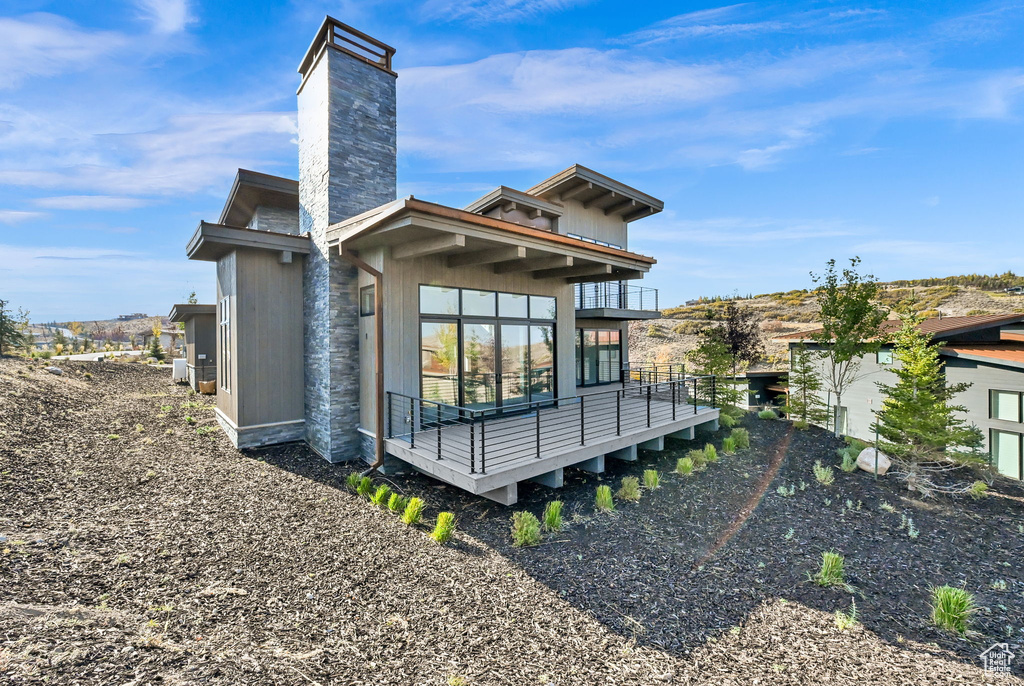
[530,295,556,319]
[992,391,1021,422]
[462,289,496,317]
[420,322,459,405]
[462,322,496,409]
[498,292,528,318]
[582,330,598,385]
[360,285,375,316]
[993,430,1022,479]
[575,329,582,386]
[420,285,459,315]
[530,325,555,401]
[500,324,529,406]
[877,349,893,365]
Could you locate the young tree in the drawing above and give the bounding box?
[782,343,829,428]
[810,257,888,435]
[147,324,166,362]
[687,328,742,408]
[0,299,27,357]
[718,302,765,378]
[871,313,984,493]
[688,303,764,410]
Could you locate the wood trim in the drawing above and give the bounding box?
[392,233,466,260]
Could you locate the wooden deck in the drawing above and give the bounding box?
[384,383,719,504]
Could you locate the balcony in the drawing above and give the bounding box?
[574,281,660,320]
[383,375,720,505]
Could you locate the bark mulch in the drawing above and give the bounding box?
[2,357,1022,684]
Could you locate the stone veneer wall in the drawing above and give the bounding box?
[298,46,397,462]
[248,205,300,235]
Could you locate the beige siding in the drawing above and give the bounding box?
[557,198,628,248]
[234,249,305,428]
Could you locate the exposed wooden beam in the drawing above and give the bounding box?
[392,233,465,260]
[493,255,573,274]
[623,206,656,223]
[559,182,593,202]
[604,198,637,216]
[446,245,526,268]
[565,269,644,284]
[583,190,617,210]
[529,208,542,219]
[502,201,517,213]
[533,263,612,280]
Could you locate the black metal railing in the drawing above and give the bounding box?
[622,362,686,385]
[574,281,659,312]
[386,375,716,475]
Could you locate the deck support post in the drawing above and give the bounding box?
[479,483,517,506]
[668,427,694,440]
[528,468,564,489]
[575,454,605,474]
[638,436,664,451]
[606,445,637,462]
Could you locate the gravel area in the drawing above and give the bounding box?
[2,357,1022,684]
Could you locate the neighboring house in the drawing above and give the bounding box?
[168,304,217,391]
[142,329,183,356]
[777,314,1024,480]
[182,17,719,505]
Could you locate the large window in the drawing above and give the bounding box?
[419,285,556,409]
[576,327,621,386]
[991,390,1023,423]
[991,429,1023,480]
[218,296,231,392]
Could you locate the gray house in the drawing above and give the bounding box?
[778,314,1024,480]
[183,17,718,505]
[168,303,217,391]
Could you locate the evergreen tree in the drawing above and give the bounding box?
[147,324,166,361]
[810,257,888,436]
[782,343,829,428]
[687,328,742,408]
[0,299,27,357]
[871,313,984,492]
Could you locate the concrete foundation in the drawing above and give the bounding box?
[528,468,564,488]
[668,427,694,440]
[638,436,665,451]
[606,445,638,461]
[575,455,605,474]
[480,483,518,506]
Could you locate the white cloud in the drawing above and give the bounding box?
[0,14,128,89]
[134,0,196,34]
[0,210,45,224]
[420,0,590,24]
[34,196,150,210]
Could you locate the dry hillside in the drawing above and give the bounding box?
[630,280,1024,371]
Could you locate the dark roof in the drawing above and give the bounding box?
[776,314,1024,342]
[218,169,299,228]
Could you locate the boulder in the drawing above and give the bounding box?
[45,367,63,376]
[857,447,891,476]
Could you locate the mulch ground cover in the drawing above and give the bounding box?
[2,357,1022,684]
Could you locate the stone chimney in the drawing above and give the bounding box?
[297,18,397,462]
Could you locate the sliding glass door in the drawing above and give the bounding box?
[462,321,496,410]
[576,327,621,387]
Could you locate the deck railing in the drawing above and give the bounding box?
[386,375,716,474]
[622,363,686,385]
[574,281,659,312]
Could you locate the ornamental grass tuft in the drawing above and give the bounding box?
[511,511,542,547]
[542,500,563,532]
[402,497,425,525]
[431,512,456,544]
[370,484,392,507]
[642,469,660,490]
[731,427,750,450]
[676,457,694,476]
[758,409,777,420]
[617,476,641,502]
[704,443,718,463]
[930,585,975,635]
[595,485,615,512]
[356,476,374,498]
[812,550,847,588]
[722,436,737,455]
[345,472,361,492]
[387,492,408,513]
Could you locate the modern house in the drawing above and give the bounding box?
[778,314,1024,481]
[168,304,217,391]
[183,17,718,504]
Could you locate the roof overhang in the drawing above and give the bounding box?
[465,186,563,221]
[168,304,216,322]
[940,345,1024,370]
[326,197,654,283]
[526,164,664,223]
[218,169,299,228]
[186,222,311,262]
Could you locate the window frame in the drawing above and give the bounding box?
[989,389,1024,423]
[990,428,1024,480]
[876,349,894,365]
[218,296,231,393]
[359,285,375,316]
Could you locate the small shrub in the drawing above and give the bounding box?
[834,598,859,630]
[969,481,988,499]
[777,484,795,497]
[722,436,737,455]
[879,502,897,513]
[704,443,718,463]
[758,409,777,420]
[731,428,750,450]
[793,420,809,430]
[813,460,835,486]
[676,457,694,476]
[642,469,660,490]
[719,413,737,429]
[930,585,975,635]
[370,484,392,507]
[647,325,666,338]
[184,416,196,425]
[542,500,563,532]
[107,434,120,441]
[845,437,868,453]
[784,527,795,540]
[356,477,374,498]
[511,511,542,547]
[907,518,919,539]
[617,476,641,502]
[431,512,456,544]
[346,473,361,492]
[595,485,615,512]
[402,497,425,525]
[812,551,847,588]
[838,447,858,473]
[687,448,708,469]
[135,424,145,433]
[387,492,409,513]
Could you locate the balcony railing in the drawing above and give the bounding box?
[622,363,686,384]
[575,281,659,312]
[386,374,716,475]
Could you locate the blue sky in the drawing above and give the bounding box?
[1,0,1022,321]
